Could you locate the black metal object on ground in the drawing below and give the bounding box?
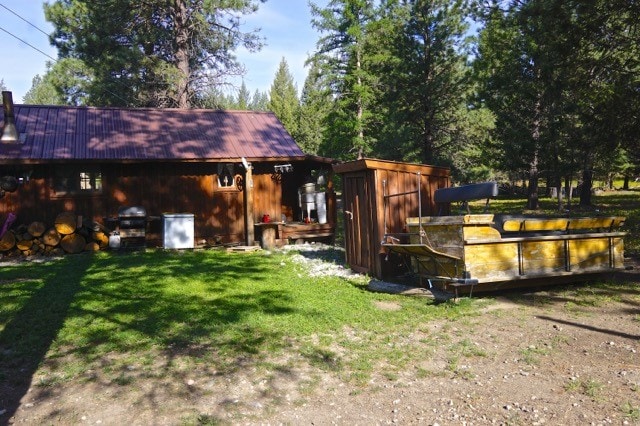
[117,206,147,249]
[434,182,499,214]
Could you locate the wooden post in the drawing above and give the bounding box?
[243,164,254,246]
[326,169,336,225]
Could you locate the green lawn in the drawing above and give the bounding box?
[1,189,637,402]
[0,249,480,389]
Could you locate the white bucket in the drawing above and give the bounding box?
[108,233,121,249]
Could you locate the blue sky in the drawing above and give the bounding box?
[0,1,326,102]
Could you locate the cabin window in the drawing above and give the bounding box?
[79,171,102,191]
[217,163,236,190]
[53,167,102,194]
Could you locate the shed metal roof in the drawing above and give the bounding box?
[0,105,307,163]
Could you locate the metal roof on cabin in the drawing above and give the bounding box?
[0,105,306,162]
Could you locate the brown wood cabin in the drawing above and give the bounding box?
[0,92,336,248]
[333,158,450,279]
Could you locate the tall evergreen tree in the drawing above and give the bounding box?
[268,58,300,137]
[310,0,376,159]
[44,0,264,108]
[250,89,269,111]
[369,0,474,167]
[569,0,640,204]
[236,81,251,110]
[297,60,332,154]
[475,0,640,208]
[23,74,59,105]
[22,60,91,105]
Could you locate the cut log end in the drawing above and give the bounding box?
[27,221,47,237]
[0,230,16,252]
[55,212,77,235]
[60,233,86,254]
[43,228,62,247]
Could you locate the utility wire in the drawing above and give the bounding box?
[0,3,194,107]
[0,2,56,63]
[0,25,57,62]
[0,6,132,106]
[0,3,51,38]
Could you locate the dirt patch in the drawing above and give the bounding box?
[4,249,640,425]
[373,300,403,311]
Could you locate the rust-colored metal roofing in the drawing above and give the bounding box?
[0,104,307,163]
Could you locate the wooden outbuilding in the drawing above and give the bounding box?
[0,91,336,251]
[333,158,450,279]
[334,158,625,293]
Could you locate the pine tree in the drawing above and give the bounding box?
[297,60,332,154]
[45,0,264,108]
[370,0,473,166]
[474,0,640,208]
[250,89,269,111]
[22,60,91,105]
[236,82,251,110]
[268,58,299,137]
[309,0,376,159]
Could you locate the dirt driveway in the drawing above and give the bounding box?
[5,259,640,425]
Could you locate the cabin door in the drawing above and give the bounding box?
[343,172,372,274]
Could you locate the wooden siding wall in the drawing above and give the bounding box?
[342,171,371,274]
[0,162,296,245]
[374,168,448,244]
[336,160,450,279]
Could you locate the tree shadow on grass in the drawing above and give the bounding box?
[0,255,92,424]
[0,250,296,424]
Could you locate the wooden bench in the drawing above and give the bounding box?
[502,218,569,233]
[502,216,625,234]
[566,217,625,232]
[281,223,335,244]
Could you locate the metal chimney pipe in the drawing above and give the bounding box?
[1,91,19,142]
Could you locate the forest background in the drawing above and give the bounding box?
[4,0,640,210]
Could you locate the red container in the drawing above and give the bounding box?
[262,214,270,223]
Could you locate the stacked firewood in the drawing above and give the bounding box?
[0,212,111,257]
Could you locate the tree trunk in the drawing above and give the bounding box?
[526,157,539,210]
[526,94,542,210]
[556,183,563,211]
[564,176,572,212]
[579,168,593,206]
[356,46,364,159]
[173,0,191,109]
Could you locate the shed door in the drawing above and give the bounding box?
[343,172,371,274]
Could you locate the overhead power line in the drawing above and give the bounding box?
[0,3,50,38]
[0,5,133,105]
[0,2,190,107]
[0,25,56,62]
